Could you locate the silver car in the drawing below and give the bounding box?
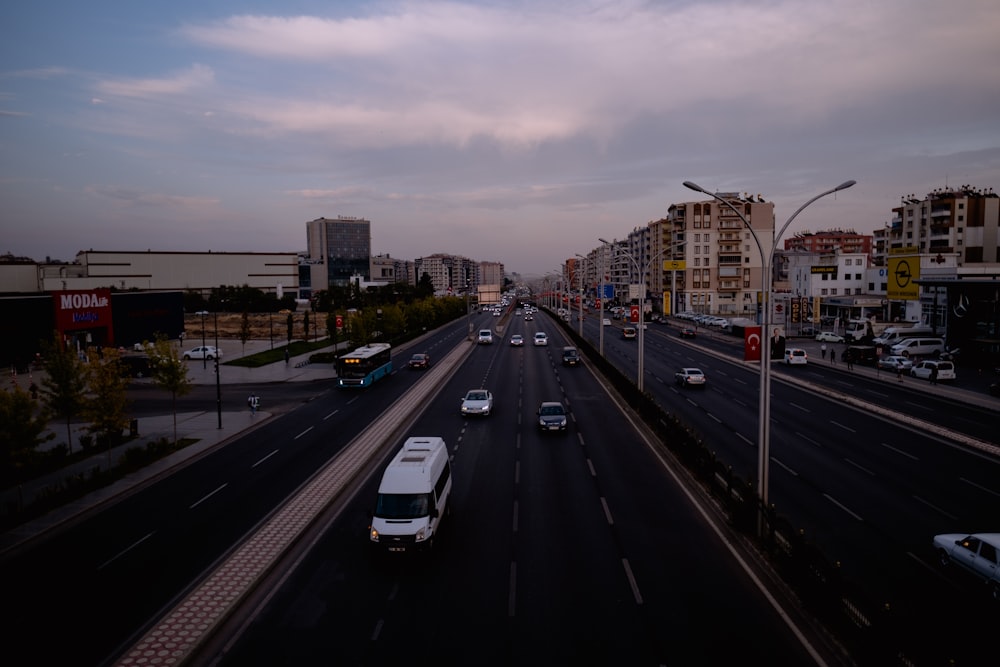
[933,532,1000,599]
[460,389,494,417]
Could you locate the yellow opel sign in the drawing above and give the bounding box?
[662,259,686,271]
[888,256,919,300]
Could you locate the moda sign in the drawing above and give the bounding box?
[54,288,113,333]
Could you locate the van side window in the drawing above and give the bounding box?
[434,462,451,500]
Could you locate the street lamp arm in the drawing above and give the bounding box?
[775,181,856,259]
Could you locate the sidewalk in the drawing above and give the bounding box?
[1,339,344,550]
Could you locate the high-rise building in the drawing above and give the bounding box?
[888,186,999,264]
[306,216,372,290]
[666,194,776,316]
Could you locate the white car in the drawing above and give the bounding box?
[933,532,1000,599]
[784,348,808,365]
[509,334,524,347]
[674,367,707,387]
[533,332,548,346]
[815,331,845,343]
[182,345,222,360]
[460,389,494,416]
[910,360,956,382]
[477,329,494,344]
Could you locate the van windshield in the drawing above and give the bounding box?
[375,492,430,519]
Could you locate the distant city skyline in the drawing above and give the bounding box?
[3,1,999,275]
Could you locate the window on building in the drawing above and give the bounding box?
[855,274,862,280]
[868,282,875,291]
[704,258,709,267]
[704,233,710,242]
[822,273,828,280]
[831,288,838,295]
[855,288,862,295]
[694,246,700,254]
[694,258,700,266]
[821,288,828,295]
[694,234,701,242]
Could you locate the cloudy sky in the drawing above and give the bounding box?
[3,1,999,277]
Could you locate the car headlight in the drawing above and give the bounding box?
[415,527,427,542]
[370,526,379,542]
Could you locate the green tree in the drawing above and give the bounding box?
[144,334,194,444]
[239,311,252,356]
[0,385,54,492]
[83,347,131,451]
[38,332,88,453]
[416,272,435,299]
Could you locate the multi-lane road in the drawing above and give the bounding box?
[2,308,996,665]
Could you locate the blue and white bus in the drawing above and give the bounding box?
[336,343,393,388]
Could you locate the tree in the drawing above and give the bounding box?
[38,332,88,453]
[82,347,131,451]
[144,334,193,444]
[286,312,294,343]
[0,385,54,493]
[239,311,252,356]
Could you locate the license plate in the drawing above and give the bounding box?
[388,546,406,552]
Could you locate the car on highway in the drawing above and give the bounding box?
[674,367,707,387]
[783,348,808,365]
[477,329,494,344]
[910,359,956,382]
[182,345,222,360]
[533,332,548,346]
[815,331,845,343]
[460,389,494,417]
[536,401,568,432]
[876,355,913,372]
[679,327,696,339]
[561,346,581,366]
[524,313,534,321]
[622,326,637,339]
[602,318,611,326]
[509,334,524,347]
[932,532,1000,599]
[407,353,430,369]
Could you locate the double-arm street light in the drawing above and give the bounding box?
[600,237,675,392]
[195,310,210,369]
[683,179,856,534]
[575,254,587,337]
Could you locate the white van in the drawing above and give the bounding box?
[369,437,452,553]
[873,325,935,347]
[889,337,945,358]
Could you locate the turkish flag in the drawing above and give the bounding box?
[744,326,762,362]
[630,305,640,322]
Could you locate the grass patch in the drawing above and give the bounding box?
[225,339,335,368]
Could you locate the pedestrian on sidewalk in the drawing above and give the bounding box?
[830,347,836,365]
[820,343,827,359]
[930,365,938,385]
[896,366,903,383]
[248,393,260,416]
[846,350,854,370]
[284,348,290,365]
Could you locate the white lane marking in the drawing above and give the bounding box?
[251,450,279,468]
[621,559,643,605]
[294,426,314,440]
[190,483,228,509]
[823,493,863,521]
[98,532,155,571]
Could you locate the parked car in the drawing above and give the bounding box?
[407,353,430,369]
[876,355,913,372]
[679,327,696,339]
[890,337,946,358]
[674,367,707,387]
[815,332,845,343]
[509,334,524,347]
[844,345,878,366]
[933,532,1000,599]
[799,326,817,337]
[182,345,222,360]
[910,359,956,382]
[784,348,808,365]
[460,389,494,417]
[533,332,548,346]
[536,401,568,432]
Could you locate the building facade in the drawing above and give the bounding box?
[306,216,372,291]
[784,229,872,256]
[666,194,776,316]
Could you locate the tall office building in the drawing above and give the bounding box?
[306,216,372,290]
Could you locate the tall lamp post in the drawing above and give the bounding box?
[683,179,856,534]
[601,237,673,392]
[598,239,612,356]
[667,241,687,318]
[195,310,209,369]
[213,311,222,429]
[575,254,587,337]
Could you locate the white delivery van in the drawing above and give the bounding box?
[873,325,935,348]
[369,436,452,553]
[889,337,945,358]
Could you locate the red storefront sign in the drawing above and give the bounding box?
[54,289,113,333]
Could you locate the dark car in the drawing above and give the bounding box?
[408,353,430,369]
[561,346,581,366]
[845,345,878,367]
[679,327,696,339]
[537,401,568,432]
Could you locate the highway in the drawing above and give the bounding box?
[2,307,996,665]
[214,311,834,666]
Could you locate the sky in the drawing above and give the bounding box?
[2,1,999,277]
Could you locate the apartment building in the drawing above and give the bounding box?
[784,228,872,256]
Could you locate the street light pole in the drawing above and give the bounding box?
[214,311,222,429]
[683,179,855,535]
[196,310,209,369]
[575,254,587,337]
